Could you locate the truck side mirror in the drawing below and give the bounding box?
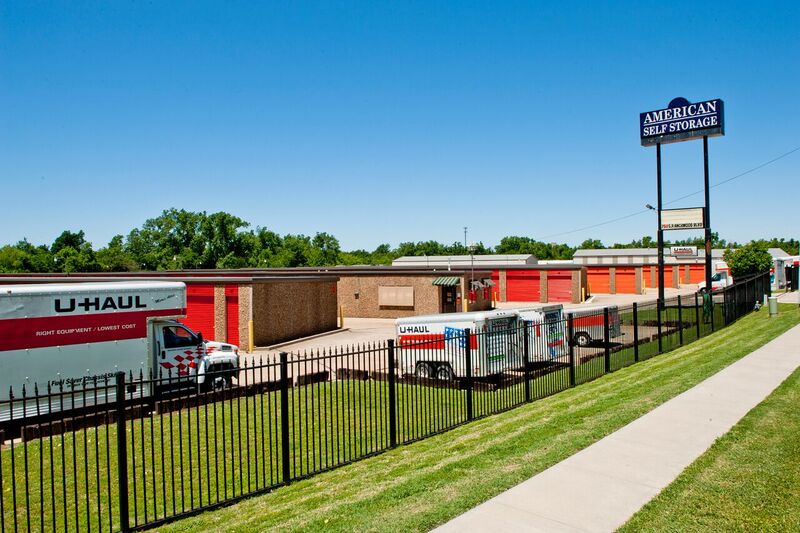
[197,331,204,344]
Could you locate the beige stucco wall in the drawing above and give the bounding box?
[252,280,338,346]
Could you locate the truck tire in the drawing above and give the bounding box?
[436,365,454,381]
[573,332,591,347]
[415,362,434,379]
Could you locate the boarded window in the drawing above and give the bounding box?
[378,286,414,307]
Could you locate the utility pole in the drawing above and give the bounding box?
[463,227,468,250]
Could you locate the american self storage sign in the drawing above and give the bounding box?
[640,98,724,146]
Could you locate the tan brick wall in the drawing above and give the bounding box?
[213,285,226,342]
[499,270,507,302]
[609,267,617,294]
[540,271,548,303]
[238,284,252,351]
[338,275,442,319]
[571,270,581,303]
[635,267,643,294]
[252,280,338,346]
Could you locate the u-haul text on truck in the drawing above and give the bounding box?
[0,282,239,418]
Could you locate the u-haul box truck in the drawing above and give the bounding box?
[516,304,566,361]
[0,282,239,418]
[568,305,622,347]
[395,309,523,380]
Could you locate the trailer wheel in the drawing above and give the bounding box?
[436,365,454,381]
[414,362,434,379]
[573,332,591,347]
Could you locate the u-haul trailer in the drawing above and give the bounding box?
[396,309,524,380]
[567,305,622,347]
[516,304,567,361]
[0,281,239,420]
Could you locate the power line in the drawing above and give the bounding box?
[541,145,800,240]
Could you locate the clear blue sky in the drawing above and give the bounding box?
[2,1,798,251]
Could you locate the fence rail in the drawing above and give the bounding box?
[0,272,771,531]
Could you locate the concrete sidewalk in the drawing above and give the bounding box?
[435,323,800,533]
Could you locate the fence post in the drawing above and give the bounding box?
[387,340,397,448]
[523,322,531,403]
[677,295,683,345]
[657,298,663,353]
[632,302,639,362]
[464,328,474,421]
[710,294,716,332]
[115,372,130,533]
[567,314,576,386]
[603,307,611,373]
[695,292,701,339]
[279,352,291,483]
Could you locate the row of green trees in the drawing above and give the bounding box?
[0,209,797,273]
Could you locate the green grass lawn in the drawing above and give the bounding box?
[619,365,800,532]
[157,305,800,533]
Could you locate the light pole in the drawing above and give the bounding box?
[469,242,477,310]
[645,201,665,303]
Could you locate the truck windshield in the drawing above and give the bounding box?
[163,326,198,349]
[711,273,722,281]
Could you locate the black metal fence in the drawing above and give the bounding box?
[0,271,770,531]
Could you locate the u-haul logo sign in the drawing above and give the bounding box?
[55,295,147,313]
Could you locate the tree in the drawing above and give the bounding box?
[0,245,28,273]
[723,242,773,278]
[96,235,138,272]
[309,232,341,266]
[579,239,604,249]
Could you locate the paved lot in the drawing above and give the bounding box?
[434,323,800,533]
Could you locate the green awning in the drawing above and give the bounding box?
[432,276,461,286]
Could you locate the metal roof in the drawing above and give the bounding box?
[393,254,536,266]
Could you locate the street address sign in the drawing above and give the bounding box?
[661,208,704,231]
[640,97,724,146]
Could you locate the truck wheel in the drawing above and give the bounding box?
[415,362,434,379]
[436,365,454,381]
[573,332,591,347]
[212,374,233,390]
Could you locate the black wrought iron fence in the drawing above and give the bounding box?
[0,271,771,531]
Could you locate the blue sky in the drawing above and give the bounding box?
[2,1,798,251]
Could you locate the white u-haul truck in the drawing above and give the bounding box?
[395,306,566,380]
[0,281,239,419]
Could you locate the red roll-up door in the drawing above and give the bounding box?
[615,267,636,293]
[548,270,573,302]
[688,264,705,283]
[655,266,673,288]
[587,267,610,294]
[506,270,540,302]
[182,284,215,338]
[225,285,240,347]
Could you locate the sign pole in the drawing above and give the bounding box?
[657,142,665,304]
[703,135,712,293]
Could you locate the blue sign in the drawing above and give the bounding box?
[640,97,724,146]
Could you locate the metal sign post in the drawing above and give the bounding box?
[657,143,664,303]
[640,97,724,298]
[703,136,712,293]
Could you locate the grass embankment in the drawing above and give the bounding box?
[620,366,800,532]
[162,305,800,532]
